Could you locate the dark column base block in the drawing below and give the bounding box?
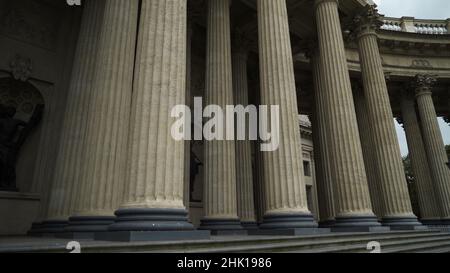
[65,216,116,233]
[38,220,68,234]
[109,208,195,232]
[241,221,259,230]
[199,218,244,235]
[421,218,443,226]
[382,216,424,230]
[94,230,211,242]
[319,219,336,228]
[259,212,319,230]
[249,228,330,236]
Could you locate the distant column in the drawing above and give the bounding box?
[310,46,336,227]
[353,5,421,228]
[40,0,105,233]
[400,89,441,224]
[415,74,450,224]
[66,0,139,232]
[199,0,243,232]
[352,82,384,219]
[257,0,317,230]
[232,34,257,229]
[314,0,379,230]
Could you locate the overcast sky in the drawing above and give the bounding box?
[371,0,450,156]
[373,0,450,19]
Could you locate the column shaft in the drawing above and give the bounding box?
[110,0,194,232]
[315,0,378,227]
[68,0,139,232]
[257,0,317,229]
[401,92,441,223]
[232,48,257,228]
[415,75,450,224]
[355,6,420,227]
[310,49,336,226]
[200,0,242,231]
[42,0,105,233]
[352,83,384,219]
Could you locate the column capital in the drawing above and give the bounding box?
[314,0,339,10]
[352,4,383,38]
[414,74,437,97]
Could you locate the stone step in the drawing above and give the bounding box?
[143,231,445,253]
[2,230,445,253]
[302,234,450,253]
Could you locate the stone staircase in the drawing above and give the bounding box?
[2,230,450,253]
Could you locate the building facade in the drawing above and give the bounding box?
[1,0,450,239]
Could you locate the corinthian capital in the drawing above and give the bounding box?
[414,74,437,97]
[352,4,383,37]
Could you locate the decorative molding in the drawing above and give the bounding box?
[9,54,33,82]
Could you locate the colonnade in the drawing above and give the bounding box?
[34,0,450,238]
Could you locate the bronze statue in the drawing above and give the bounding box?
[0,104,44,191]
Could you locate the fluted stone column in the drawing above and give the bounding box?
[183,20,193,213]
[314,0,380,229]
[257,0,317,230]
[415,74,450,224]
[400,90,441,224]
[66,0,139,232]
[310,47,336,227]
[352,82,384,219]
[108,0,199,235]
[40,0,105,233]
[232,40,257,229]
[354,5,421,228]
[199,0,242,232]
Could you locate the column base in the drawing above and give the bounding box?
[27,222,44,236]
[259,212,319,230]
[199,218,245,235]
[440,218,450,226]
[65,216,116,233]
[95,230,211,242]
[420,218,443,226]
[108,208,195,232]
[319,219,336,228]
[331,215,385,232]
[241,221,259,230]
[249,228,330,236]
[382,216,424,230]
[38,220,68,234]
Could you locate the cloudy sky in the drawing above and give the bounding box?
[372,0,450,156]
[373,0,450,19]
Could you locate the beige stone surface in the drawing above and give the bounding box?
[203,0,239,220]
[120,0,187,210]
[232,46,257,224]
[352,83,384,218]
[45,0,105,221]
[400,91,441,221]
[355,7,416,220]
[258,0,310,215]
[415,75,450,220]
[75,0,139,216]
[310,48,336,223]
[314,0,374,218]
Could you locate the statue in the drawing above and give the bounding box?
[0,104,44,191]
[189,144,203,202]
